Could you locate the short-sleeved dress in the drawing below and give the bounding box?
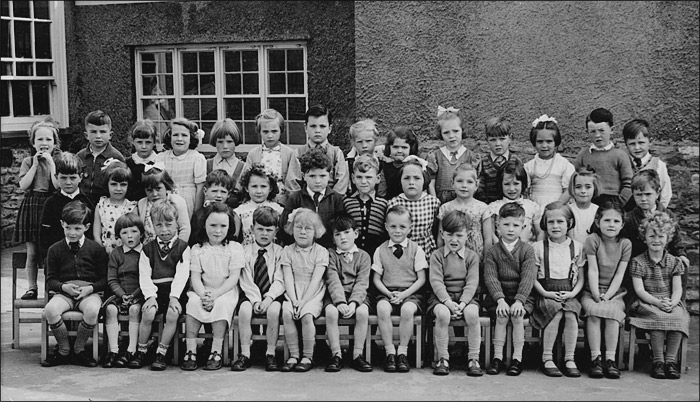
[488,196,543,244]
[426,146,481,204]
[388,192,441,258]
[233,200,284,246]
[156,149,207,219]
[524,153,575,208]
[280,243,328,318]
[437,199,490,258]
[627,251,689,337]
[529,238,584,330]
[580,233,631,323]
[186,241,245,326]
[567,203,598,244]
[96,196,137,254]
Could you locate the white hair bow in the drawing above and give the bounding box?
[100,157,120,171]
[402,155,429,171]
[143,161,166,173]
[194,129,205,141]
[437,106,460,118]
[532,114,558,128]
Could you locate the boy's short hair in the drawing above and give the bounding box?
[498,202,525,220]
[352,154,380,174]
[84,110,112,129]
[435,109,467,140]
[631,169,661,193]
[452,162,479,180]
[205,169,233,192]
[383,126,419,157]
[399,159,431,191]
[330,213,357,234]
[567,167,600,199]
[141,165,176,191]
[150,200,178,223]
[105,160,132,183]
[253,205,280,228]
[496,159,529,197]
[386,204,412,222]
[349,119,379,141]
[622,119,651,142]
[54,152,83,175]
[29,116,61,148]
[255,108,285,134]
[61,200,91,226]
[585,107,613,128]
[484,117,512,138]
[639,210,676,238]
[209,118,242,146]
[114,212,144,240]
[300,147,332,173]
[441,209,470,233]
[305,104,333,125]
[540,201,575,232]
[284,208,326,239]
[128,119,157,142]
[164,117,200,150]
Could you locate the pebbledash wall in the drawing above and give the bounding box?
[1,1,698,310]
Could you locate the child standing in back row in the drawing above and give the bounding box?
[427,106,481,204]
[125,119,158,202]
[377,126,421,200]
[524,114,575,208]
[345,119,381,196]
[206,119,245,193]
[476,117,521,205]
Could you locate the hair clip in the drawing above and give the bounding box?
[194,129,205,141]
[143,161,166,173]
[403,155,429,171]
[531,114,558,127]
[100,157,120,171]
[437,106,460,118]
[585,164,596,174]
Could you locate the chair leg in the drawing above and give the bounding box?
[92,324,100,362]
[416,321,422,369]
[628,327,637,371]
[483,324,491,368]
[13,307,20,349]
[680,335,688,374]
[617,324,625,370]
[41,318,48,363]
[365,323,372,364]
[232,321,239,361]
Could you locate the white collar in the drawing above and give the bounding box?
[61,189,80,199]
[390,238,409,249]
[589,142,614,152]
[262,143,282,152]
[490,151,510,161]
[66,236,86,247]
[254,241,273,254]
[440,145,466,159]
[168,149,191,160]
[352,191,376,202]
[123,243,143,253]
[132,153,157,165]
[501,238,518,252]
[337,245,359,255]
[398,191,428,201]
[157,237,176,247]
[213,154,239,166]
[638,153,652,165]
[443,246,466,258]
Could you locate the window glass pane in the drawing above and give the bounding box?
[14,21,31,58]
[1,80,9,116]
[34,1,50,19]
[183,98,199,119]
[269,73,286,95]
[200,121,214,143]
[199,52,214,73]
[183,75,198,95]
[243,98,260,120]
[288,122,306,145]
[1,20,9,58]
[2,62,12,76]
[35,22,51,58]
[288,73,304,94]
[287,49,304,70]
[1,2,8,17]
[242,51,257,71]
[200,74,215,95]
[242,73,259,94]
[182,52,198,73]
[36,62,52,76]
[288,98,306,121]
[268,50,285,72]
[225,74,241,95]
[16,62,32,76]
[224,51,240,72]
[243,122,258,144]
[141,57,156,74]
[165,54,173,73]
[142,75,156,95]
[12,81,30,116]
[13,1,30,18]
[163,75,173,95]
[32,81,50,115]
[201,98,217,120]
[268,98,286,118]
[225,99,242,120]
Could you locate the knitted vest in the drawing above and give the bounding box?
[376,240,420,289]
[143,238,189,282]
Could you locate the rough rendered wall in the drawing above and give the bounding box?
[64,0,355,155]
[355,1,699,148]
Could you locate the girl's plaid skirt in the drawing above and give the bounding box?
[580,286,627,323]
[628,299,689,337]
[12,191,51,243]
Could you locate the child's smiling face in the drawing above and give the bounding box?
[572,175,595,206]
[534,129,557,160]
[625,132,651,161]
[501,173,523,200]
[385,212,411,244]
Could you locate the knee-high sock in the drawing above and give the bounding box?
[542,313,563,362]
[512,320,526,361]
[665,331,683,364]
[563,313,578,361]
[127,320,140,353]
[74,320,96,353]
[649,330,665,364]
[50,319,70,356]
[106,323,120,353]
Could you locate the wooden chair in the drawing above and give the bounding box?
[366,315,423,368]
[41,307,100,363]
[626,320,689,373]
[12,252,45,349]
[427,316,492,368]
[101,312,165,358]
[231,315,288,362]
[174,315,229,365]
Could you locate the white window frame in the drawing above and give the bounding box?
[134,42,308,153]
[1,1,69,133]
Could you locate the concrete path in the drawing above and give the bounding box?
[2,244,699,400]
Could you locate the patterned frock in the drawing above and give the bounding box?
[437,199,490,258]
[388,192,441,258]
[280,243,328,318]
[524,153,575,208]
[155,149,207,219]
[233,199,284,246]
[96,196,137,254]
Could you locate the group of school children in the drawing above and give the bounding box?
[13,103,689,381]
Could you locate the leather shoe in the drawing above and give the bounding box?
[651,361,666,379]
[603,359,620,379]
[383,354,396,372]
[128,351,145,369]
[467,358,483,377]
[75,350,98,367]
[41,350,71,367]
[102,351,119,368]
[204,351,223,371]
[542,361,562,377]
[563,361,581,378]
[433,358,449,376]
[181,351,197,371]
[265,354,279,371]
[231,355,251,371]
[150,353,167,371]
[589,355,604,378]
[325,355,343,372]
[486,357,505,375]
[295,358,313,372]
[396,354,410,372]
[506,359,523,376]
[21,288,38,300]
[665,361,680,379]
[281,358,298,372]
[114,351,132,368]
[351,355,372,372]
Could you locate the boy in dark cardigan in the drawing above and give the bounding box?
[279,147,346,248]
[41,200,108,367]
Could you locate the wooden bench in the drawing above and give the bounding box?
[12,252,45,349]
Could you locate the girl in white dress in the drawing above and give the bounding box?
[93,161,137,254]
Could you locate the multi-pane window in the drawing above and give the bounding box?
[135,43,308,152]
[1,1,68,133]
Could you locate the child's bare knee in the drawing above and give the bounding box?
[267,303,281,319]
[433,305,451,323]
[376,301,391,317]
[511,315,524,325]
[105,304,118,319]
[141,309,156,323]
[496,315,509,326]
[166,309,179,323]
[325,305,338,321]
[355,305,369,320]
[400,303,416,318]
[301,314,314,325]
